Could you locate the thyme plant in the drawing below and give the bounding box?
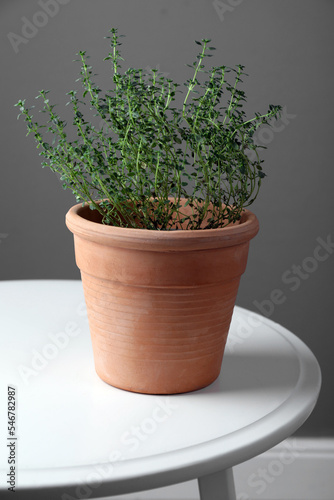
[15,29,282,230]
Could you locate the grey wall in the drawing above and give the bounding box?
[1,0,333,436]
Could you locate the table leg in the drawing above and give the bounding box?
[198,468,236,500]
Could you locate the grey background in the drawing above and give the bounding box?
[1,0,333,436]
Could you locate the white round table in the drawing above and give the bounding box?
[0,280,321,499]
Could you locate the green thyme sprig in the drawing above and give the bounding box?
[15,28,282,230]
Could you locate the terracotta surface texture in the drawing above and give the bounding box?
[66,200,259,394]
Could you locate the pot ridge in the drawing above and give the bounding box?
[66,200,259,251]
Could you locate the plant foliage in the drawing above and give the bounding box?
[15,29,282,230]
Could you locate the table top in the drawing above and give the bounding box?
[0,280,321,499]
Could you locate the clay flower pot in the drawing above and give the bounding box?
[66,200,259,394]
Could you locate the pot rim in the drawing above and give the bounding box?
[65,201,259,251]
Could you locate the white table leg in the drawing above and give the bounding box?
[198,468,236,500]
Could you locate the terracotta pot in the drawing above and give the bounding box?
[65,200,259,394]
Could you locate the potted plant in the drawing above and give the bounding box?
[15,29,282,394]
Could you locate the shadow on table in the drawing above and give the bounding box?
[198,350,301,395]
